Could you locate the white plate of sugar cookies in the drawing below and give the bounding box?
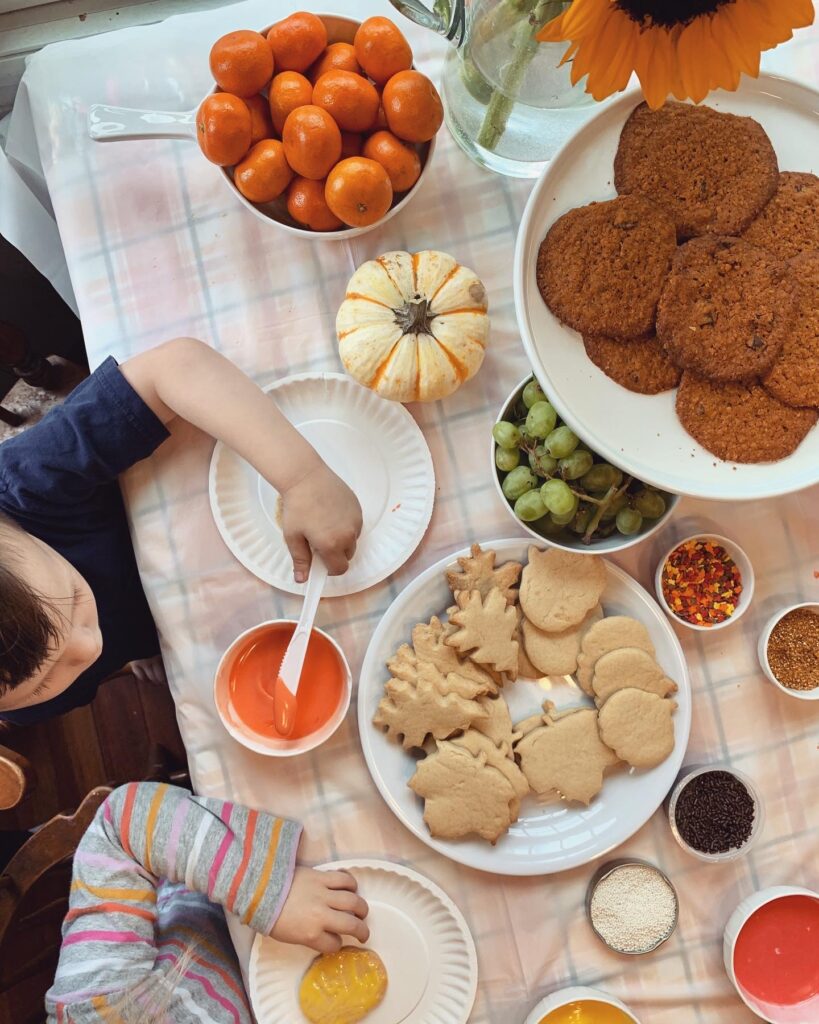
[359,539,691,875]
[249,859,477,1024]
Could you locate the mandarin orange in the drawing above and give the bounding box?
[362,130,421,192]
[209,30,274,97]
[353,17,412,85]
[287,176,344,231]
[382,70,443,143]
[325,156,393,227]
[234,139,293,202]
[196,93,252,166]
[268,71,313,134]
[267,12,327,73]
[282,104,342,180]
[308,41,361,83]
[312,70,379,133]
[245,94,274,144]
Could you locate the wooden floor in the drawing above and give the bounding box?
[0,673,188,840]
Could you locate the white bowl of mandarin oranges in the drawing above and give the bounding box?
[198,11,440,236]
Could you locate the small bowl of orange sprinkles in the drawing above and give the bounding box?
[654,533,754,632]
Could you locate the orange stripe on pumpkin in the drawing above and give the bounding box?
[344,292,391,308]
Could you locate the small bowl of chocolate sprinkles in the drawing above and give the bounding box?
[668,765,763,862]
[758,602,819,701]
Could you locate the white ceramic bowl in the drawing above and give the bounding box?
[757,602,819,701]
[525,986,640,1024]
[667,764,764,863]
[492,375,678,555]
[654,533,754,632]
[213,618,351,756]
[724,885,819,1021]
[220,14,434,240]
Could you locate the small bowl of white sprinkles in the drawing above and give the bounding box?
[586,858,679,955]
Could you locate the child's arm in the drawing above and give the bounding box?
[47,783,369,1022]
[120,338,362,581]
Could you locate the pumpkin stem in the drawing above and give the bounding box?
[394,298,433,335]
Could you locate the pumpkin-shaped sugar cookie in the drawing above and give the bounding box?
[336,249,489,402]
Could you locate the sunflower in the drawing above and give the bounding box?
[537,0,815,109]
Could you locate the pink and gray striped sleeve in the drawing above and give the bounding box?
[45,782,302,1023]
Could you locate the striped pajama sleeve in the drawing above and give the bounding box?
[45,782,302,1023]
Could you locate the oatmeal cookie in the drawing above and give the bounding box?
[583,332,681,394]
[536,195,676,339]
[762,250,819,409]
[741,172,819,261]
[676,371,817,463]
[614,101,778,240]
[657,237,793,383]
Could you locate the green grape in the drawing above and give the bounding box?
[538,515,567,538]
[580,463,622,493]
[569,506,592,534]
[634,488,667,519]
[545,425,579,459]
[600,492,628,520]
[514,489,547,522]
[551,506,577,526]
[496,446,520,472]
[616,507,643,535]
[522,379,547,409]
[541,478,576,516]
[516,422,534,447]
[492,421,522,450]
[525,401,558,439]
[559,450,594,480]
[502,466,538,501]
[529,445,558,478]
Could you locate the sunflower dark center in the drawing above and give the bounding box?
[615,0,732,28]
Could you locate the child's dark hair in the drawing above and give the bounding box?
[0,518,61,693]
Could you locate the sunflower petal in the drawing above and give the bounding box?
[677,18,713,103]
[634,25,675,110]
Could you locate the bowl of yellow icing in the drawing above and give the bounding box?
[525,986,639,1024]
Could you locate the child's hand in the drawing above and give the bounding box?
[271,867,369,953]
[280,463,363,582]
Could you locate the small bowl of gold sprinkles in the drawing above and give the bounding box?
[758,602,819,701]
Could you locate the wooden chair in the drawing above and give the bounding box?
[0,786,111,1024]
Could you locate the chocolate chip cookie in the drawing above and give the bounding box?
[583,332,681,395]
[614,102,778,240]
[676,371,817,463]
[741,172,819,261]
[657,236,793,383]
[537,195,676,339]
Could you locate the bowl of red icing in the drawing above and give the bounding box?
[724,886,819,1021]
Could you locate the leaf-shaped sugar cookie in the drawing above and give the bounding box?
[446,588,519,675]
[445,543,522,605]
[373,667,487,750]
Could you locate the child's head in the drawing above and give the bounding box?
[0,517,102,711]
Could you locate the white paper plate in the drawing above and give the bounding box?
[249,859,478,1024]
[514,74,819,501]
[358,539,691,876]
[209,373,434,596]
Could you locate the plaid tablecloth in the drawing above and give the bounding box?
[7,2,819,1019]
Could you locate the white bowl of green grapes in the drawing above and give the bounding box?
[492,375,678,553]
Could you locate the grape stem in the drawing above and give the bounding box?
[582,477,633,544]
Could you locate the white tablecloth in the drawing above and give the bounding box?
[6,2,819,1020]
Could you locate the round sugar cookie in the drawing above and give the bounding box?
[522,604,603,678]
[597,689,676,769]
[591,647,678,704]
[576,616,656,695]
[520,547,606,634]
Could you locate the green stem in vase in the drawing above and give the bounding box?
[475,0,567,152]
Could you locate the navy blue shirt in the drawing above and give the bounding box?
[0,357,170,724]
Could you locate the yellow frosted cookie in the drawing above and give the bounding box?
[299,946,388,1024]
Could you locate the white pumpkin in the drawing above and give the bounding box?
[336,250,490,402]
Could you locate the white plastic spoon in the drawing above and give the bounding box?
[273,555,329,737]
